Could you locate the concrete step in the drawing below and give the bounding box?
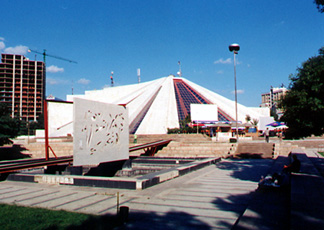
[235,143,274,158]
[129,134,211,144]
[19,142,74,158]
[156,141,236,158]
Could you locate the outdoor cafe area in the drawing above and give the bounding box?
[190,121,288,142]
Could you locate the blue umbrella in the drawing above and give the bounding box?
[266,121,286,127]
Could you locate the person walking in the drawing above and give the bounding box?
[264,128,270,143]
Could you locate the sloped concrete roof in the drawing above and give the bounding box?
[65,75,269,135]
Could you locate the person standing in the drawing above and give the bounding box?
[264,128,270,143]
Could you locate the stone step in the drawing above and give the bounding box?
[155,154,224,158]
[17,142,74,158]
[129,134,212,144]
[235,143,274,158]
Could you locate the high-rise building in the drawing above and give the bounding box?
[260,86,288,118]
[261,87,288,108]
[0,53,45,121]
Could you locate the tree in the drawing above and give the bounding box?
[280,47,324,139]
[251,119,259,126]
[270,106,279,121]
[245,114,251,123]
[314,0,324,13]
[179,114,191,128]
[167,114,196,134]
[0,103,21,145]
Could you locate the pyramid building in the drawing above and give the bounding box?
[63,75,268,135]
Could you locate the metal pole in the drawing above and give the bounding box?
[234,52,238,141]
[117,192,120,214]
[110,71,114,87]
[197,120,198,134]
[44,100,49,160]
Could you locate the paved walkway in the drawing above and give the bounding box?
[0,158,273,229]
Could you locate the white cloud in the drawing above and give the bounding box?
[214,58,232,64]
[237,89,244,94]
[4,45,29,55]
[77,78,90,85]
[216,70,224,74]
[47,78,59,85]
[47,65,64,73]
[0,37,4,41]
[232,89,245,94]
[0,41,5,50]
[47,77,69,85]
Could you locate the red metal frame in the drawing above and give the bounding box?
[173,80,189,118]
[0,140,172,174]
[0,156,73,174]
[44,100,58,160]
[129,139,172,156]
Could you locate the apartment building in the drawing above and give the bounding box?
[0,53,45,121]
[261,87,288,107]
[261,86,288,118]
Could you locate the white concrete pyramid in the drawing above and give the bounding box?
[65,75,268,135]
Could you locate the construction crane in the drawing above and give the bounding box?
[27,49,77,97]
[27,49,77,161]
[28,49,77,64]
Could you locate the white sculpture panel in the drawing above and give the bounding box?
[73,98,129,166]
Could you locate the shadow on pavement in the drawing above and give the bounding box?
[215,158,273,182]
[0,144,31,161]
[64,211,211,230]
[116,210,212,230]
[213,158,290,229]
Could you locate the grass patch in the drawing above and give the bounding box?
[0,203,118,230]
[319,152,324,157]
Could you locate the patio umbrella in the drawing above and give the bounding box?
[242,122,254,127]
[208,122,231,127]
[230,121,244,127]
[266,121,286,127]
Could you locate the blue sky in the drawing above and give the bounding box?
[1,0,323,107]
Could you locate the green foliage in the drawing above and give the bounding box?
[270,106,279,121]
[167,126,197,134]
[0,203,118,229]
[281,47,324,138]
[251,119,259,126]
[314,0,324,13]
[245,114,251,123]
[0,103,20,145]
[179,114,191,128]
[0,103,44,144]
[167,128,181,134]
[31,113,44,129]
[168,114,198,134]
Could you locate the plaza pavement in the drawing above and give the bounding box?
[0,158,274,229]
[2,146,324,230]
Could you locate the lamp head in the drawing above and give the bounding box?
[229,43,240,52]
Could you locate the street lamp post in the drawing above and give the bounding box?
[229,43,240,141]
[110,71,114,87]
